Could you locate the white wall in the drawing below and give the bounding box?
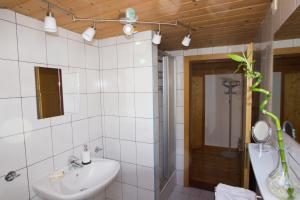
[0,8,158,200]
[204,74,243,148]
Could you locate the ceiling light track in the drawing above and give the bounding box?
[41,0,193,47]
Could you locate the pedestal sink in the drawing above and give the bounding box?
[32,158,120,200]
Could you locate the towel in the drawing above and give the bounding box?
[215,183,257,200]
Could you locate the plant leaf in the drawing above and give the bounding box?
[228,54,245,63]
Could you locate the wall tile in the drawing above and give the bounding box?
[53,149,73,171]
[51,123,73,155]
[0,168,29,200]
[25,128,52,165]
[68,39,85,68]
[183,48,197,56]
[106,181,122,200]
[197,47,213,55]
[50,114,71,126]
[134,31,152,42]
[87,93,101,117]
[119,93,135,117]
[175,56,184,73]
[67,30,83,43]
[118,68,134,92]
[137,166,154,190]
[72,119,89,147]
[17,25,46,63]
[176,140,184,156]
[117,43,134,68]
[46,34,68,66]
[0,98,23,137]
[120,140,136,163]
[19,62,44,97]
[176,73,183,90]
[102,70,118,92]
[22,97,50,132]
[103,93,119,115]
[294,38,300,47]
[137,142,154,167]
[102,45,117,69]
[117,35,134,44]
[123,184,138,200]
[138,188,155,200]
[16,13,43,30]
[212,46,228,54]
[134,67,153,92]
[134,40,152,67]
[121,162,137,185]
[176,155,184,170]
[119,117,135,141]
[0,60,20,98]
[88,116,102,140]
[0,9,16,22]
[103,116,119,139]
[71,94,88,121]
[273,39,293,48]
[90,138,104,158]
[0,134,26,176]
[176,107,184,124]
[135,93,154,118]
[104,138,120,160]
[85,44,99,69]
[176,90,184,107]
[27,158,53,198]
[176,124,184,140]
[86,70,100,93]
[100,37,117,47]
[0,20,18,60]
[136,118,153,143]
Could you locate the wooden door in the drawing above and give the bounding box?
[241,43,253,188]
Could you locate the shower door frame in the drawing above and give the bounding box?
[183,44,253,188]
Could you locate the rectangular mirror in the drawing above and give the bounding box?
[273,6,300,143]
[35,67,64,119]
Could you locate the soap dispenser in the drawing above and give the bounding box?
[82,144,91,165]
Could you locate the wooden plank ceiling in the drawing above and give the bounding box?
[275,6,300,41]
[1,0,270,51]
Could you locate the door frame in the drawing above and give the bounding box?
[183,46,253,187]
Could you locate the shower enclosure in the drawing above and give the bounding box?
[158,51,176,190]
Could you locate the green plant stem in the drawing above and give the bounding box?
[228,53,294,198]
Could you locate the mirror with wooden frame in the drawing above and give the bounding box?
[273,5,300,143]
[35,67,64,119]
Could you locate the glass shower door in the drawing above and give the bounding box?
[158,55,176,190]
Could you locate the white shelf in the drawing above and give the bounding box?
[248,143,279,200]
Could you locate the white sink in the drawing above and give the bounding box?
[32,158,120,200]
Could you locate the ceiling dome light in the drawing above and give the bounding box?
[44,12,57,33]
[152,31,161,45]
[182,34,191,47]
[123,24,134,36]
[82,22,96,42]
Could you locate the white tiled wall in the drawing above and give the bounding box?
[101,31,158,200]
[0,8,157,200]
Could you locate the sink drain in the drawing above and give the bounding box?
[80,188,88,192]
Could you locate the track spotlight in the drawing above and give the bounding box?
[44,3,57,33]
[82,21,96,42]
[152,24,161,45]
[182,34,191,47]
[123,24,134,36]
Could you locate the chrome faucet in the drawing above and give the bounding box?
[68,155,84,169]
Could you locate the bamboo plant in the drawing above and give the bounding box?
[228,52,294,199]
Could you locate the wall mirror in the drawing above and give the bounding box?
[273,5,300,144]
[35,67,64,119]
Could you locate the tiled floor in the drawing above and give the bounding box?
[168,185,215,200]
